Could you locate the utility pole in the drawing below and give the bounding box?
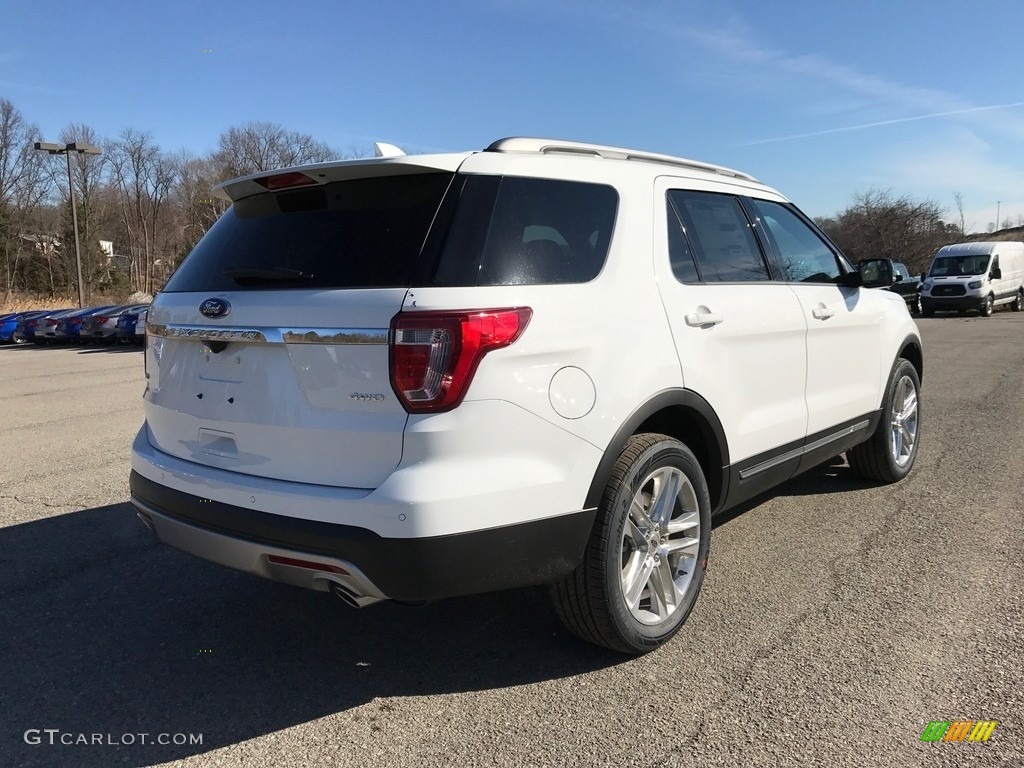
[33,141,102,308]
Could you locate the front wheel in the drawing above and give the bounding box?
[910,296,922,315]
[980,294,994,317]
[1012,291,1023,312]
[551,434,711,654]
[847,359,921,483]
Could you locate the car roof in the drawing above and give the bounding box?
[216,137,766,204]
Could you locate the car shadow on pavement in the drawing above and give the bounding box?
[0,502,621,767]
[712,455,878,529]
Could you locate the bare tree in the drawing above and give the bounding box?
[213,121,340,178]
[107,129,178,293]
[0,98,51,302]
[815,189,956,275]
[952,192,965,236]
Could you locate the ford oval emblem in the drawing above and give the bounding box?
[199,298,231,318]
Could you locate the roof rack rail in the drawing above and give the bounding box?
[485,137,758,182]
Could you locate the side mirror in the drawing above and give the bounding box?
[991,267,1002,280]
[858,258,895,289]
[893,273,904,282]
[920,272,927,281]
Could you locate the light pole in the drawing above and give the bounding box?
[34,141,101,308]
[996,201,1001,231]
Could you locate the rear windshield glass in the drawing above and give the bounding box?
[163,172,454,292]
[429,176,618,286]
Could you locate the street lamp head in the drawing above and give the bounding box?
[33,140,102,156]
[66,142,101,155]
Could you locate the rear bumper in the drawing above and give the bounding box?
[130,469,595,601]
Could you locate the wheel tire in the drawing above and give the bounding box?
[980,294,994,317]
[1012,291,1023,312]
[550,433,711,654]
[847,359,921,483]
[911,296,922,315]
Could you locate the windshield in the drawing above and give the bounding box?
[929,255,990,277]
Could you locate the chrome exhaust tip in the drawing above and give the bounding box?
[329,581,362,608]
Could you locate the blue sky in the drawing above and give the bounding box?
[3,0,1023,227]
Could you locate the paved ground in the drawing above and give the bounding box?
[1,314,1021,768]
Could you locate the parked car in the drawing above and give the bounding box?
[33,309,85,344]
[82,304,150,343]
[131,137,923,654]
[887,262,923,314]
[0,312,28,343]
[115,308,148,345]
[921,241,1024,316]
[13,310,59,344]
[54,306,119,343]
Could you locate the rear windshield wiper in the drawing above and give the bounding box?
[223,266,315,286]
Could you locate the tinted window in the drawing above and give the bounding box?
[163,172,453,292]
[431,176,618,286]
[666,196,699,282]
[751,199,841,283]
[668,191,769,282]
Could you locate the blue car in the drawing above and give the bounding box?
[54,306,119,344]
[13,310,60,344]
[0,312,26,343]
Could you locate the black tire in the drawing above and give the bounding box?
[1012,291,1023,312]
[911,296,922,315]
[847,358,921,483]
[980,294,994,317]
[550,433,711,654]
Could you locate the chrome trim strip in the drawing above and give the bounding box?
[146,323,388,345]
[738,447,803,481]
[738,420,872,480]
[803,420,870,454]
[282,328,388,345]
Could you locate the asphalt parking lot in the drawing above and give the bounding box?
[1,315,1021,768]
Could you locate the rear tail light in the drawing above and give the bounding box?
[94,317,109,324]
[27,320,37,328]
[45,319,58,326]
[389,307,532,413]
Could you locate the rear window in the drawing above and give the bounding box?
[427,176,618,286]
[163,172,454,292]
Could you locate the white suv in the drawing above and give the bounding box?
[131,138,923,654]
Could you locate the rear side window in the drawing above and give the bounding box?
[163,172,454,291]
[430,176,618,286]
[667,190,769,282]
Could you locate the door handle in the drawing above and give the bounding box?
[811,306,835,321]
[684,312,724,327]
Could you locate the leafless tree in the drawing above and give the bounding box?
[0,99,51,301]
[213,121,340,178]
[107,129,178,293]
[815,189,957,275]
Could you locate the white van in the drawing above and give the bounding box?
[921,241,1024,316]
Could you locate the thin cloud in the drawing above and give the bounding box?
[739,102,1024,146]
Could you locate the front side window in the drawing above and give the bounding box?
[750,199,841,283]
[667,190,769,282]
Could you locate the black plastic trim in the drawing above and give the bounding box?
[130,471,595,601]
[583,389,730,514]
